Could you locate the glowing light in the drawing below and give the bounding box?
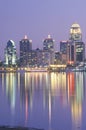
[68,61,74,64]
[49,64,66,68]
[24,35,28,39]
[48,35,51,39]
[29,40,32,43]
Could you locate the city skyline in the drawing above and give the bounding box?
[0,24,85,61]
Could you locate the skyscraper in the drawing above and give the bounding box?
[67,41,75,65]
[60,41,68,64]
[54,52,62,64]
[20,35,32,66]
[36,49,50,67]
[69,23,82,41]
[75,41,85,62]
[4,40,17,66]
[67,23,85,64]
[43,35,54,52]
[43,35,55,64]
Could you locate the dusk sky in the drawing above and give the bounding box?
[0,0,86,59]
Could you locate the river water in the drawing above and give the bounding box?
[0,72,86,130]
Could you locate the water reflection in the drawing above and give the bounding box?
[0,72,85,130]
[5,73,17,113]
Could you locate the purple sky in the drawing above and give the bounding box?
[0,0,86,59]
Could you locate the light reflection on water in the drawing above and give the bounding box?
[0,72,85,130]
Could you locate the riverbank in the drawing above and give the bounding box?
[0,126,44,130]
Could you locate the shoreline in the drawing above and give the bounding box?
[0,126,44,130]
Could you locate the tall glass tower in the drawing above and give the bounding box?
[68,23,85,64]
[4,40,17,66]
[43,35,55,64]
[43,35,54,52]
[20,35,32,66]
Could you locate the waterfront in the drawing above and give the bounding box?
[0,72,86,130]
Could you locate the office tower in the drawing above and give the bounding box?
[36,49,50,67]
[69,23,82,41]
[67,41,75,65]
[68,23,85,64]
[43,35,55,64]
[60,41,68,64]
[20,35,32,66]
[75,41,85,62]
[26,48,50,67]
[4,40,17,66]
[54,52,62,64]
[43,35,54,51]
[28,50,37,67]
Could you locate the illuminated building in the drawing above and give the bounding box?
[4,40,17,66]
[43,35,54,51]
[43,35,55,64]
[54,51,62,64]
[67,41,75,65]
[27,49,50,67]
[75,41,85,62]
[28,50,37,67]
[20,35,32,66]
[67,41,85,64]
[69,23,82,41]
[60,41,68,64]
[68,23,85,64]
[36,49,50,67]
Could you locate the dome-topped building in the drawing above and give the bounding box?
[67,23,85,64]
[69,23,82,41]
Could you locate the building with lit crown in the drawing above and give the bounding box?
[69,23,82,41]
[43,35,55,64]
[20,35,32,66]
[67,23,85,64]
[4,40,17,66]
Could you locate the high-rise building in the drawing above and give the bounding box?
[67,23,85,64]
[60,41,68,64]
[75,41,85,62]
[43,35,54,51]
[28,50,37,67]
[36,49,50,67]
[69,23,82,41]
[43,35,55,64]
[67,41,75,64]
[54,52,62,64]
[4,40,17,66]
[20,35,32,66]
[27,49,50,67]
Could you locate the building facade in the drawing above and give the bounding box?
[36,49,50,67]
[54,52,62,64]
[4,40,17,66]
[75,41,85,63]
[67,41,75,65]
[67,23,85,64]
[20,35,32,66]
[43,35,55,64]
[60,41,68,64]
[69,23,82,42]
